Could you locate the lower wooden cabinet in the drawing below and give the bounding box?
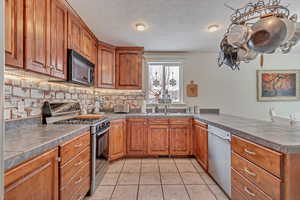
[4,148,59,200]
[109,119,126,160]
[193,120,208,170]
[148,125,169,155]
[169,125,191,156]
[59,132,91,200]
[126,118,147,156]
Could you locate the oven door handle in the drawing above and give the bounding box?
[96,127,110,136]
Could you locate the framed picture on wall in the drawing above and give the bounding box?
[257,70,300,102]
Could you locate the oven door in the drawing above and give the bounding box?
[91,129,109,194]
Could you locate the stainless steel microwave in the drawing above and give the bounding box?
[68,49,94,86]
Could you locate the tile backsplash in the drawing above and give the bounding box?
[4,73,145,120]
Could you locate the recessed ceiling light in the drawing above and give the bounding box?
[208,24,220,32]
[135,23,146,32]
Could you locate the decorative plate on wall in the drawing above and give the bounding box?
[257,70,300,101]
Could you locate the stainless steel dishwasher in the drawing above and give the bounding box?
[208,125,231,197]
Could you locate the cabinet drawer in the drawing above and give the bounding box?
[231,136,282,177]
[148,118,169,124]
[60,162,90,200]
[60,147,90,187]
[232,187,248,200]
[60,132,90,165]
[169,118,191,125]
[232,169,272,200]
[232,152,281,200]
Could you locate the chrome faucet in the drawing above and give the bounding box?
[164,104,168,115]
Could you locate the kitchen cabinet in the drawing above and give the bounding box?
[109,119,126,161]
[59,132,91,200]
[126,118,147,156]
[5,0,24,68]
[169,125,191,156]
[148,125,169,155]
[97,42,116,88]
[193,120,208,170]
[115,47,144,89]
[68,12,83,55]
[50,0,68,79]
[68,12,97,64]
[231,136,282,200]
[24,0,52,75]
[4,148,59,200]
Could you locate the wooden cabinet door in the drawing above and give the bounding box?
[90,41,98,65]
[148,125,169,155]
[109,119,125,161]
[193,124,201,159]
[5,0,24,68]
[193,121,208,170]
[24,0,51,75]
[97,43,115,88]
[127,119,147,156]
[116,47,144,89]
[50,0,68,79]
[81,29,93,60]
[170,125,191,156]
[68,12,82,54]
[5,148,59,200]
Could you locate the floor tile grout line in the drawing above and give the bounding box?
[109,159,126,200]
[190,159,219,200]
[174,160,192,200]
[158,157,166,200]
[136,159,142,200]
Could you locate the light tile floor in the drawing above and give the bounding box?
[86,158,229,200]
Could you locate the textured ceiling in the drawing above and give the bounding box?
[67,0,300,52]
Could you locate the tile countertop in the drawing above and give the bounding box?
[5,113,300,171]
[4,124,90,171]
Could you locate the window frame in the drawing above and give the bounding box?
[146,61,184,104]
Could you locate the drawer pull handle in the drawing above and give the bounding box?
[244,149,256,155]
[74,160,84,167]
[244,187,255,197]
[244,168,257,177]
[74,143,83,148]
[75,177,82,184]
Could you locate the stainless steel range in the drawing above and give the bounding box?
[44,102,110,195]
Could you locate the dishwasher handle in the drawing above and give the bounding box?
[208,130,231,141]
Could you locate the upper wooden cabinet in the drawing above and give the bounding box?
[169,125,191,156]
[115,47,144,89]
[68,12,98,65]
[24,0,52,75]
[97,42,116,88]
[5,0,24,68]
[68,12,82,54]
[4,148,59,200]
[50,0,68,79]
[109,119,126,161]
[126,118,147,156]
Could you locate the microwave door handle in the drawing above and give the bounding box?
[90,69,94,84]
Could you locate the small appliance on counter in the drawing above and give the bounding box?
[113,103,130,113]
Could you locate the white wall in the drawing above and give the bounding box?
[183,52,300,120]
[0,0,4,198]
